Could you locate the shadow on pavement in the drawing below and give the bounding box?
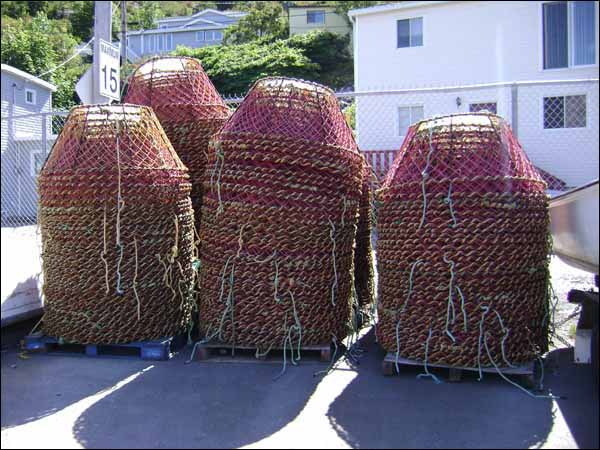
[544,347,599,449]
[326,329,559,449]
[1,318,148,430]
[71,350,321,449]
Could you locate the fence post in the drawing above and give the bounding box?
[511,82,518,137]
[41,113,48,158]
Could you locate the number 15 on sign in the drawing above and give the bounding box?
[99,39,120,101]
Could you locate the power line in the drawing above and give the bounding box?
[37,37,94,78]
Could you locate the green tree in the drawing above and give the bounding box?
[134,1,164,29]
[1,12,87,109]
[223,2,288,44]
[70,0,94,41]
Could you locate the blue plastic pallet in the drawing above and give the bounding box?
[24,333,186,361]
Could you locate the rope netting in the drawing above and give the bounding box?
[197,77,365,353]
[377,113,550,369]
[38,104,195,344]
[353,158,377,320]
[124,56,229,230]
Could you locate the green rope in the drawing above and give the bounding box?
[443,181,458,227]
[395,318,402,373]
[417,327,442,384]
[419,124,435,230]
[456,285,468,332]
[492,309,517,369]
[328,218,338,307]
[483,332,561,399]
[313,334,338,377]
[443,254,457,343]
[477,304,491,381]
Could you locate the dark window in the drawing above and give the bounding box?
[469,102,497,114]
[307,10,325,24]
[397,17,423,48]
[544,2,569,69]
[544,95,586,128]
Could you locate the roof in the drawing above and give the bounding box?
[348,1,451,18]
[127,23,227,36]
[1,64,57,92]
[157,9,246,23]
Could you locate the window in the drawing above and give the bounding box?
[166,33,174,50]
[307,10,325,24]
[397,17,423,48]
[399,106,424,137]
[543,1,597,69]
[30,152,45,176]
[196,31,205,41]
[543,95,586,128]
[469,102,497,114]
[157,34,164,51]
[214,30,223,41]
[25,89,36,105]
[205,31,214,41]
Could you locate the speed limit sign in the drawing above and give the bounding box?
[98,39,120,101]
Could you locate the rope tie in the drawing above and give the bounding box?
[419,124,435,229]
[444,181,458,227]
[133,237,141,321]
[417,327,443,384]
[100,203,110,294]
[443,254,457,343]
[328,218,338,307]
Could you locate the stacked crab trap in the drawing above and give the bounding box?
[124,56,230,231]
[353,159,377,323]
[376,113,550,379]
[32,105,195,358]
[195,77,372,361]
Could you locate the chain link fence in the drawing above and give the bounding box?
[1,79,598,229]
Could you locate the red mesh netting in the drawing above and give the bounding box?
[377,113,550,368]
[38,104,195,344]
[124,56,229,230]
[198,77,367,350]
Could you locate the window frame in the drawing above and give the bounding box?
[396,17,424,49]
[469,101,498,114]
[541,93,588,130]
[196,31,205,42]
[307,10,326,25]
[398,105,424,137]
[25,88,36,105]
[540,1,599,71]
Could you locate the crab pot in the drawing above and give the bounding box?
[353,158,377,320]
[124,56,229,230]
[38,105,195,344]
[198,77,365,350]
[377,113,550,368]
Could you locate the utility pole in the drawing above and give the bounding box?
[92,1,112,104]
[121,1,127,67]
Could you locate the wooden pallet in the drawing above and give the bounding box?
[23,332,186,361]
[382,353,536,384]
[194,339,333,363]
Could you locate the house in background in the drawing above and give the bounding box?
[126,9,247,60]
[288,4,351,38]
[349,1,599,188]
[1,64,56,222]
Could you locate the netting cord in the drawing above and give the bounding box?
[492,309,517,369]
[133,237,141,321]
[418,124,435,229]
[114,118,125,296]
[416,327,443,384]
[443,254,457,343]
[210,143,225,216]
[444,182,458,228]
[483,332,561,399]
[477,304,491,381]
[328,218,338,307]
[313,334,338,377]
[101,203,110,294]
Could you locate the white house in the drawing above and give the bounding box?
[349,1,599,187]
